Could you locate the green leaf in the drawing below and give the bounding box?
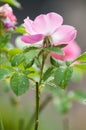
[10,73,29,96]
[43,66,54,81]
[74,63,86,70]
[0,34,10,48]
[24,59,34,68]
[9,48,22,58]
[14,25,27,34]
[0,68,13,80]
[24,49,40,68]
[74,52,86,62]
[11,53,24,66]
[0,0,21,8]
[23,46,40,52]
[54,66,73,89]
[50,56,63,67]
[44,46,64,54]
[34,57,41,67]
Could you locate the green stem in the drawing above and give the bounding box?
[35,82,39,130]
[25,49,48,130]
[34,52,45,130]
[25,95,52,130]
[39,51,45,85]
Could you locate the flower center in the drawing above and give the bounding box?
[43,36,53,47]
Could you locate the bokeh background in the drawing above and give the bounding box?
[0,0,86,130]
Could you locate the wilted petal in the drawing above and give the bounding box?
[21,34,44,44]
[32,12,63,35]
[52,25,77,44]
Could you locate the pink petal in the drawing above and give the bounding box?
[0,4,17,24]
[51,41,81,60]
[21,34,44,44]
[52,25,77,44]
[24,17,34,34]
[32,12,63,35]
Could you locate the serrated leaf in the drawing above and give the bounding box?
[0,68,13,80]
[74,52,86,62]
[74,63,86,70]
[54,66,73,89]
[44,46,64,54]
[14,25,27,34]
[0,0,21,8]
[24,49,40,68]
[11,53,24,66]
[50,56,63,67]
[10,73,29,96]
[43,67,54,81]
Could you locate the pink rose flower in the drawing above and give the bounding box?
[51,41,81,60]
[0,4,17,28]
[21,12,77,45]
